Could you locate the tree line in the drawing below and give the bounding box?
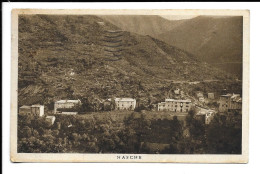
[18,109,241,154]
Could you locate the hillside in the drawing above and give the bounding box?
[99,15,186,37]
[158,16,243,78]
[18,15,232,107]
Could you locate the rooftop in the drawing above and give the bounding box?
[55,99,81,104]
[19,105,31,109]
[31,104,44,107]
[221,93,240,97]
[165,99,192,102]
[115,98,136,102]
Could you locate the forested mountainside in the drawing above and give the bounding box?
[100,15,243,78]
[158,16,243,78]
[18,15,233,107]
[158,16,243,63]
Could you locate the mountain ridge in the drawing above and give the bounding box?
[18,15,232,107]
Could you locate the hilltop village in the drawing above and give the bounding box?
[18,87,242,154]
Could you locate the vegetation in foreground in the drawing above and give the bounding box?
[18,110,242,154]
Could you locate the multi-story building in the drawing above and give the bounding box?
[115,98,136,110]
[158,102,166,111]
[174,88,180,95]
[54,99,81,114]
[31,104,44,117]
[219,94,242,113]
[157,99,192,112]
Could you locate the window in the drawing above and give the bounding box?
[181,109,182,112]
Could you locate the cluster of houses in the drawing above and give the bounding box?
[19,104,45,117]
[218,93,242,113]
[18,91,242,126]
[19,104,55,125]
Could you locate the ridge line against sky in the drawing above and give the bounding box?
[160,15,197,20]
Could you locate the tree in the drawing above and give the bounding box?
[21,126,32,138]
[206,113,242,154]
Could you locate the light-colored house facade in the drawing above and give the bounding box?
[19,105,31,115]
[219,94,242,113]
[208,93,215,99]
[46,116,56,125]
[158,99,192,112]
[205,111,215,124]
[115,98,136,110]
[31,105,44,117]
[54,99,81,114]
[196,92,204,98]
[158,102,166,111]
[174,88,180,95]
[199,97,205,103]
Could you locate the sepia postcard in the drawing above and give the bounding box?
[11,9,249,163]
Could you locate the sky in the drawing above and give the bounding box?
[160,15,197,20]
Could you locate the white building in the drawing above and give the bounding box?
[54,99,81,114]
[31,105,44,117]
[115,98,136,110]
[205,111,215,124]
[46,116,56,125]
[19,105,31,115]
[208,93,215,99]
[174,88,180,95]
[158,102,166,111]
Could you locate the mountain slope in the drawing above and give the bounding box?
[158,16,243,63]
[18,15,231,106]
[158,16,243,78]
[99,15,186,37]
